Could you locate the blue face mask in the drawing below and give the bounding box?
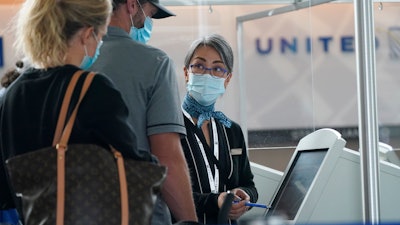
[80,33,103,70]
[187,73,226,106]
[129,1,153,44]
[129,15,153,44]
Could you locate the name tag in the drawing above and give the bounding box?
[231,148,242,155]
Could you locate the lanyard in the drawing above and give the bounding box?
[198,118,219,193]
[183,111,220,193]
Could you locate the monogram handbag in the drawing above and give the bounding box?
[5,70,167,225]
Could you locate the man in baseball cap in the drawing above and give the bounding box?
[90,0,198,225]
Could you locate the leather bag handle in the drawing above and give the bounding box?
[53,71,93,225]
[53,71,129,225]
[52,70,84,146]
[57,72,95,148]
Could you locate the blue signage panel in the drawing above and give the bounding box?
[0,37,3,68]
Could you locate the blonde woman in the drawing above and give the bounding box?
[0,0,153,224]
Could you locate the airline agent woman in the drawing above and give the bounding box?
[180,34,258,224]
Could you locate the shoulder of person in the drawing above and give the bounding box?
[60,67,115,90]
[90,71,116,87]
[219,120,246,145]
[226,119,243,132]
[132,41,170,59]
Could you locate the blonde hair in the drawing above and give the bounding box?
[14,0,112,68]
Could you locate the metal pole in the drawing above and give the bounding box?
[236,18,248,144]
[353,0,381,224]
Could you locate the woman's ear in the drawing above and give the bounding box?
[224,73,232,88]
[183,66,189,83]
[80,27,94,45]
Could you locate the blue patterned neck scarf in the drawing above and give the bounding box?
[182,93,232,128]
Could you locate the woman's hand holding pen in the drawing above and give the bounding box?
[217,188,250,220]
[230,188,250,220]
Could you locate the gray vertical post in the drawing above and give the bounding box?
[236,19,248,144]
[353,0,381,224]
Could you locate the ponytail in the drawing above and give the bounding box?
[14,0,111,68]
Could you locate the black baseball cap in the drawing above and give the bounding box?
[147,0,176,19]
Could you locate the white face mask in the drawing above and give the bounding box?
[186,73,226,106]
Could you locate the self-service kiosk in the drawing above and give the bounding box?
[264,128,400,224]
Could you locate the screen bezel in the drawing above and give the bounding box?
[265,148,328,220]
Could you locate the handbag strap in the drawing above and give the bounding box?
[54,71,129,225]
[55,71,95,225]
[52,70,84,146]
[57,72,95,148]
[113,149,129,225]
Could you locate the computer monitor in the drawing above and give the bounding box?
[267,148,328,220]
[265,128,346,223]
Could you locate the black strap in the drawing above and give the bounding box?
[183,115,230,188]
[218,192,234,224]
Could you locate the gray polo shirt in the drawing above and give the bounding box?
[91,26,186,153]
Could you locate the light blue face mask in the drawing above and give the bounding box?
[129,1,153,44]
[80,32,103,70]
[187,73,226,106]
[129,16,153,44]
